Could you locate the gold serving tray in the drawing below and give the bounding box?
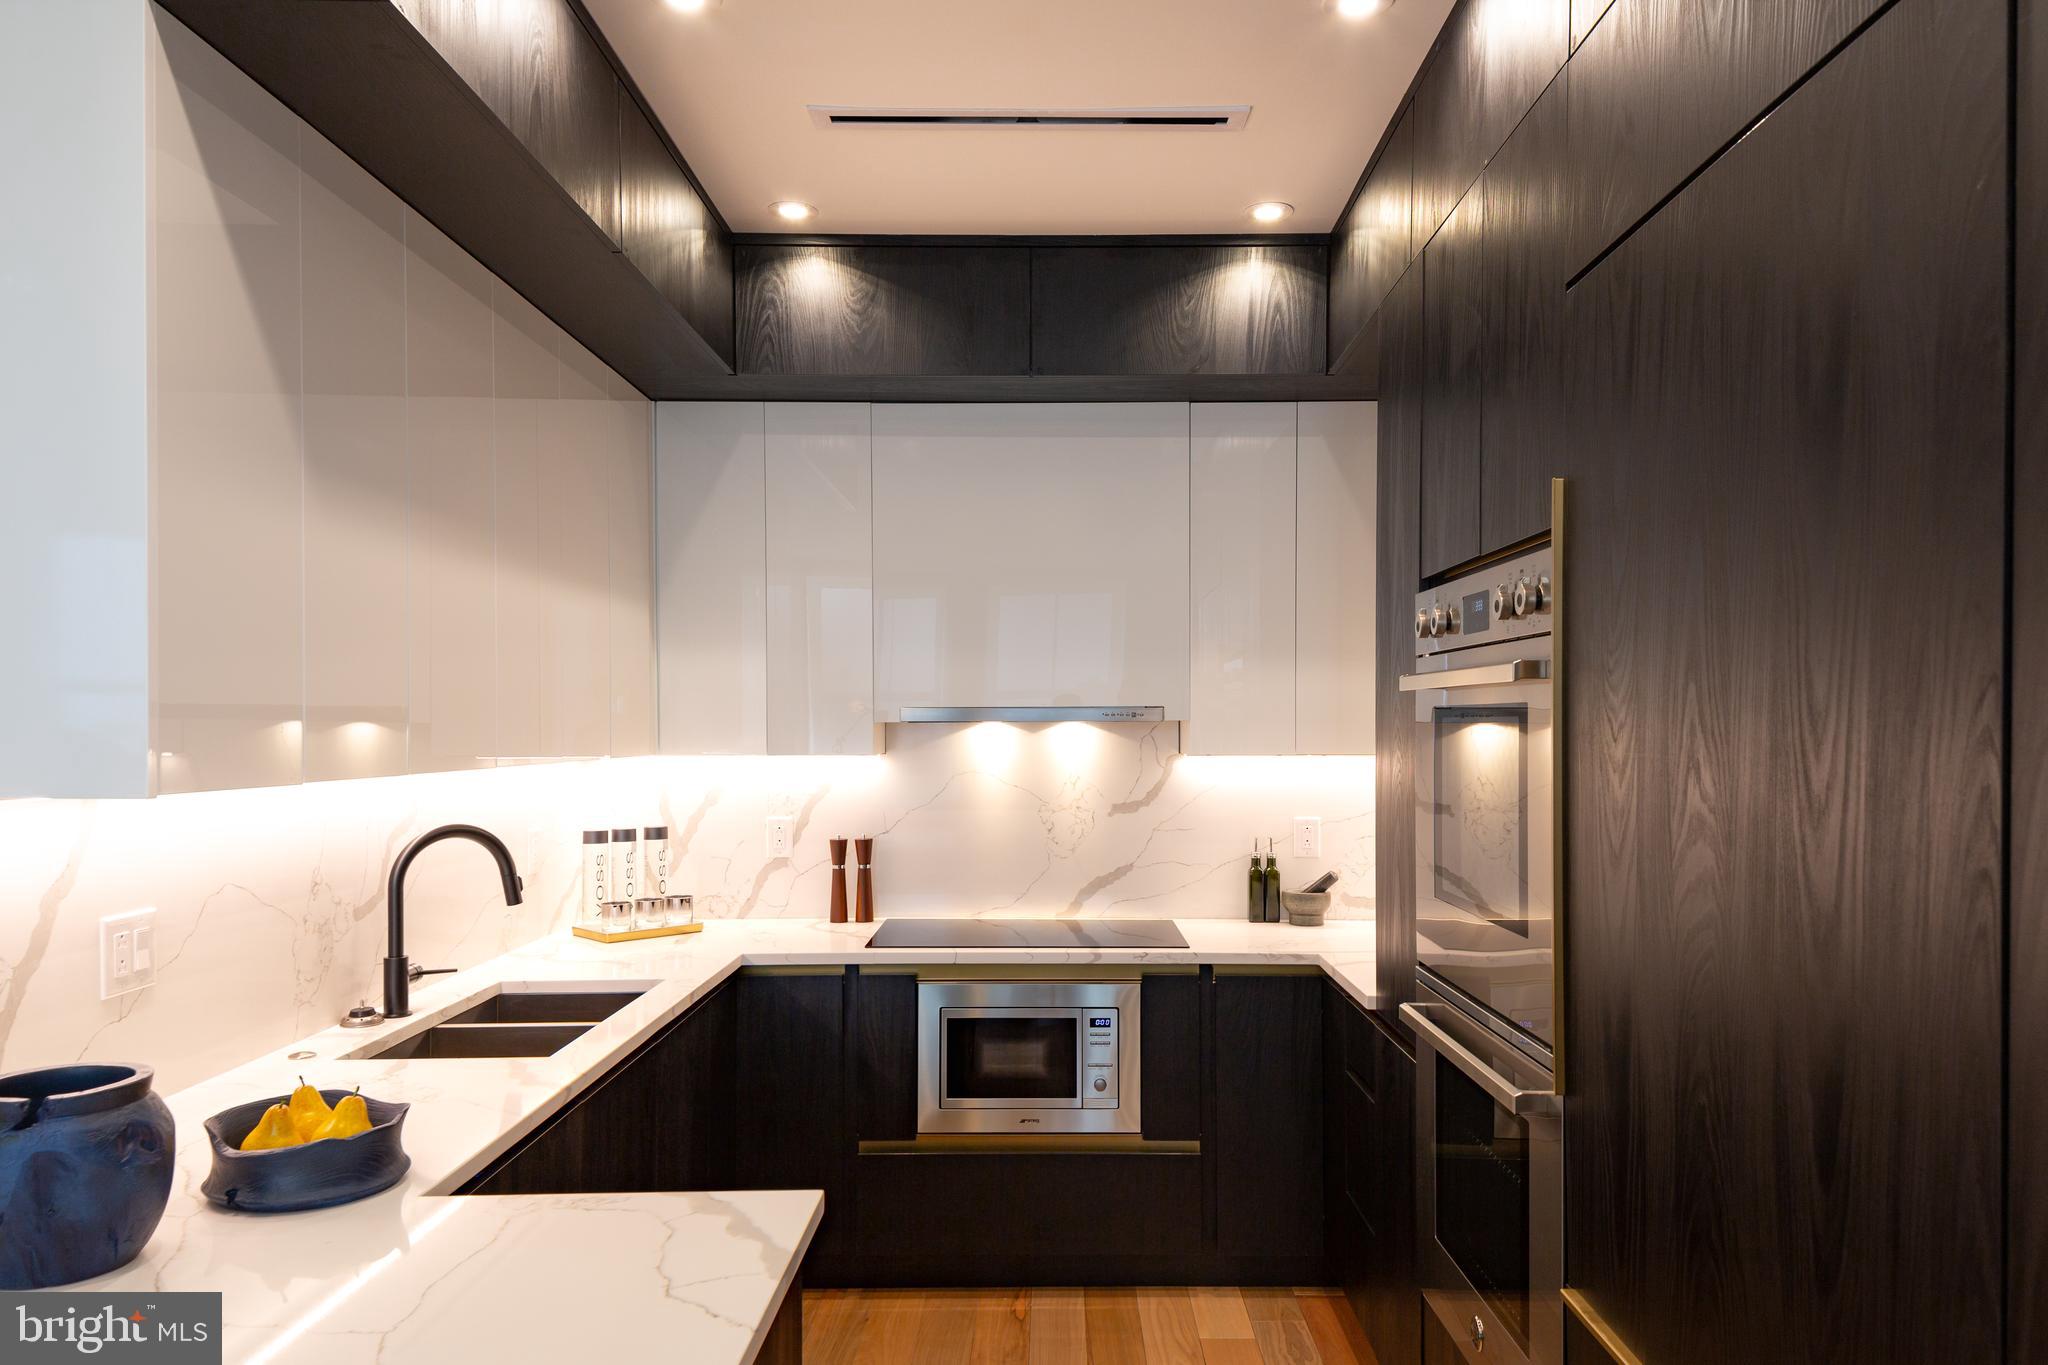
[572,922,703,944]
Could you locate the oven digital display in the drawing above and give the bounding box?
[1089,1017,1113,1028]
[1462,590,1491,634]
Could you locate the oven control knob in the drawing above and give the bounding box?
[1493,585,1510,619]
[1414,608,1429,639]
[1092,1076,1108,1093]
[1511,577,1535,618]
[1427,605,1447,637]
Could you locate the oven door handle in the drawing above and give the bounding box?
[1400,1003,1561,1117]
[1398,659,1550,692]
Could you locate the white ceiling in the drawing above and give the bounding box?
[581,0,1454,235]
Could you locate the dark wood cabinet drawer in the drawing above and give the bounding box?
[851,1151,1204,1285]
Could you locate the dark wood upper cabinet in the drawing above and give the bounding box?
[1375,264,1422,1012]
[1570,0,1615,52]
[1565,0,1883,275]
[1031,243,1326,376]
[1411,0,1568,249]
[737,244,1030,376]
[397,0,621,245]
[1561,0,2005,1358]
[1330,107,1416,368]
[619,88,734,367]
[1420,192,1484,577]
[1477,71,1566,550]
[2010,0,2048,1357]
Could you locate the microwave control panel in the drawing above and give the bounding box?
[1414,544,1554,659]
[1084,1012,1120,1107]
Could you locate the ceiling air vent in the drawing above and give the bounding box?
[806,105,1250,130]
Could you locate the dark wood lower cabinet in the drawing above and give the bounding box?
[460,979,736,1195]
[1213,971,1324,1277]
[755,1275,804,1365]
[737,969,853,1276]
[1326,984,1419,1365]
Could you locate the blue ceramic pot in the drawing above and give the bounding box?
[0,1065,176,1289]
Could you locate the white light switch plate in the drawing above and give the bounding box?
[766,816,794,860]
[1292,817,1322,859]
[100,907,157,1000]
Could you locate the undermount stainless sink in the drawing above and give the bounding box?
[368,1022,592,1060]
[351,986,649,1060]
[438,990,646,1027]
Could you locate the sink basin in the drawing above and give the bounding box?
[349,985,650,1060]
[367,1023,591,1060]
[439,991,645,1026]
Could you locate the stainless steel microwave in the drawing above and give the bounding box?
[916,980,1140,1134]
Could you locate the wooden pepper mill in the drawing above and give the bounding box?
[828,838,849,924]
[853,836,875,923]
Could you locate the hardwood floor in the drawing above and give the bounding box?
[803,1287,1375,1365]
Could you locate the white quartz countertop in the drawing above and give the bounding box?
[82,917,1375,1363]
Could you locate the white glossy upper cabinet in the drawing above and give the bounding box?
[872,403,1191,718]
[301,130,407,782]
[608,375,657,757]
[1295,402,1376,755]
[405,213,499,774]
[656,402,768,753]
[153,16,304,794]
[765,404,878,754]
[1187,404,1298,755]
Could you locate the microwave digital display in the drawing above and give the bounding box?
[1089,1017,1113,1028]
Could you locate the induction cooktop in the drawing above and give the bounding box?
[865,918,1189,949]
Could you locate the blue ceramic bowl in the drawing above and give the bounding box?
[201,1091,410,1213]
[0,1064,176,1289]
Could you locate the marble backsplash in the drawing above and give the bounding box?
[0,723,1371,1089]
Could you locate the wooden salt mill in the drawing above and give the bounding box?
[853,837,875,923]
[828,838,849,924]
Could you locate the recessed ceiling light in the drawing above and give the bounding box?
[665,0,709,12]
[771,200,817,222]
[1336,0,1390,16]
[1248,201,1294,224]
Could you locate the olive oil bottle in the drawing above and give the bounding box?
[1248,838,1264,921]
[1263,839,1282,922]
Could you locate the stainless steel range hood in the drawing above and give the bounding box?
[897,706,1167,723]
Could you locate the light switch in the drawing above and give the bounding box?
[99,908,157,1000]
[1292,817,1322,859]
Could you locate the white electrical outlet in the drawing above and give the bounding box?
[100,908,157,1000]
[766,815,794,859]
[1292,817,1322,859]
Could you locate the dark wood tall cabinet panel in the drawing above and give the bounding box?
[1031,244,1326,376]
[1478,72,1567,550]
[1569,0,1615,52]
[1561,0,2005,1359]
[1564,0,1884,274]
[2010,1,2048,1358]
[1330,108,1416,366]
[1420,194,1484,577]
[1376,266,1423,1011]
[396,0,621,245]
[619,92,734,367]
[1212,973,1323,1271]
[1326,985,1419,1365]
[738,245,1030,376]
[1410,0,1568,248]
[737,970,852,1269]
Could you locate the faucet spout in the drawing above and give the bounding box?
[383,824,525,1018]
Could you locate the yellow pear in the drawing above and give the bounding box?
[239,1102,304,1151]
[309,1092,372,1143]
[287,1077,332,1142]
